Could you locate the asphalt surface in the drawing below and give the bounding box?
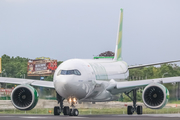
[1,114,180,120]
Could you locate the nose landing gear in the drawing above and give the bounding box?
[69,108,79,116]
[68,97,79,116]
[54,93,79,116]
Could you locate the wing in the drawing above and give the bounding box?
[106,76,180,94]
[0,77,54,88]
[128,60,180,69]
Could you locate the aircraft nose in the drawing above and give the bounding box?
[54,76,87,99]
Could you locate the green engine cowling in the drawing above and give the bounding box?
[11,84,39,110]
[142,83,169,109]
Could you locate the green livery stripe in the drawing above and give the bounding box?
[89,63,108,80]
[117,9,123,61]
[166,88,170,99]
[94,56,114,59]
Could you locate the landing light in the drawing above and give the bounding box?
[68,97,77,103]
[73,98,76,102]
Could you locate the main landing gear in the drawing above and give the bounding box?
[54,93,79,116]
[124,89,142,115]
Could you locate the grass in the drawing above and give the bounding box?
[169,100,180,104]
[1,107,180,115]
[79,108,180,115]
[0,108,54,115]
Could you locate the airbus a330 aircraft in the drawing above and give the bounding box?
[1,9,180,116]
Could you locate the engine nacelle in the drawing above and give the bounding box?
[11,84,39,110]
[142,83,169,109]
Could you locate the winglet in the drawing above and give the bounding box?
[114,9,123,61]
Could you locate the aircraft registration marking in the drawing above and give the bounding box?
[78,80,83,82]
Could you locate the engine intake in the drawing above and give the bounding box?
[142,83,169,109]
[11,84,38,110]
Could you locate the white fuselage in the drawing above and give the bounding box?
[53,59,129,102]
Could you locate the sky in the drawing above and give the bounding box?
[0,0,180,65]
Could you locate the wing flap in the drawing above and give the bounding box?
[117,76,180,89]
[107,76,180,94]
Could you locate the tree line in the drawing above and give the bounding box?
[1,54,62,81]
[1,54,180,101]
[129,64,180,80]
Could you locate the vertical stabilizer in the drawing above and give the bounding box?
[114,9,123,61]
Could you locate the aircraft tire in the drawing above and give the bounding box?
[73,109,79,116]
[54,106,60,115]
[137,106,142,115]
[69,109,73,116]
[127,106,133,115]
[63,106,70,115]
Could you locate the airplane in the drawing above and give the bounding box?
[1,8,180,116]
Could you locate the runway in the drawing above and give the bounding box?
[1,114,180,120]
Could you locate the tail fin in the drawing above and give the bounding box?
[114,9,123,61]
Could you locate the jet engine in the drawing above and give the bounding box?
[11,84,38,110]
[142,83,169,109]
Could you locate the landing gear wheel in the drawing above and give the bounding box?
[56,92,65,115]
[73,109,79,116]
[63,106,70,115]
[127,106,133,115]
[125,89,143,115]
[69,109,73,116]
[54,106,60,115]
[137,106,142,115]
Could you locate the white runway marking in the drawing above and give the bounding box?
[67,117,88,118]
[20,116,87,119]
[20,117,47,119]
[145,114,180,117]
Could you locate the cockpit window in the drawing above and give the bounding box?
[57,69,81,76]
